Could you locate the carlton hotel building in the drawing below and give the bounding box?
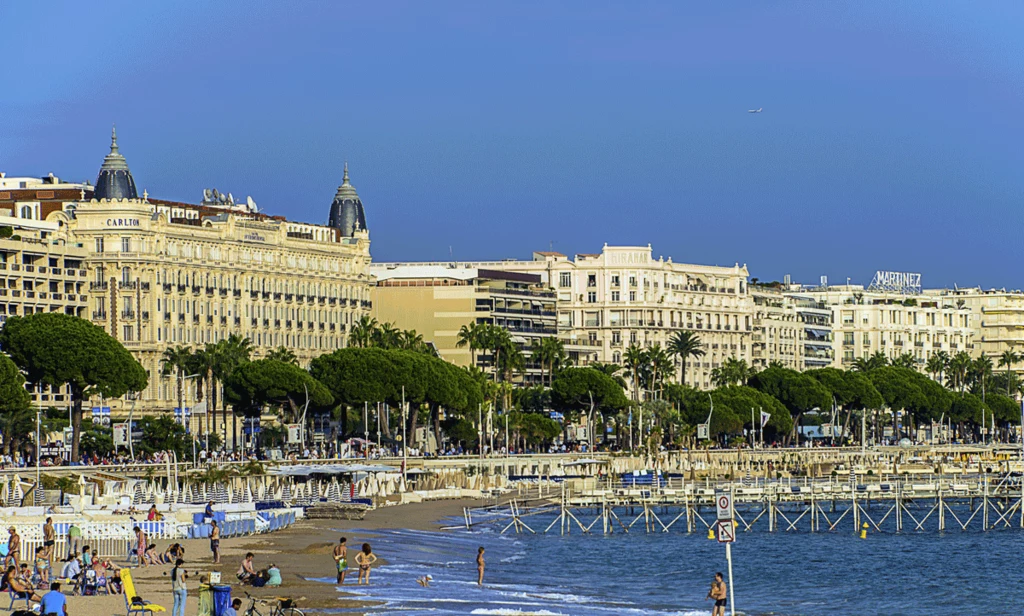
[0,129,372,413]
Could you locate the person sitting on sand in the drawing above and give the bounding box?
[60,554,81,582]
[265,564,281,587]
[237,553,256,585]
[355,544,376,586]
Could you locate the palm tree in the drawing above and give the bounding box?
[373,322,402,349]
[456,322,483,367]
[972,355,994,402]
[853,351,887,372]
[400,329,426,352]
[531,337,566,388]
[647,343,673,398]
[267,346,298,365]
[926,351,949,385]
[348,315,378,348]
[478,324,513,385]
[666,331,705,386]
[998,350,1019,395]
[216,334,252,450]
[890,352,916,370]
[590,362,628,389]
[190,346,214,438]
[623,343,649,404]
[711,357,753,388]
[161,345,193,420]
[948,351,973,395]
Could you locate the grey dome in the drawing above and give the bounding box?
[95,126,138,200]
[327,163,367,237]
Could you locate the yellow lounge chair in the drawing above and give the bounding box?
[121,568,167,616]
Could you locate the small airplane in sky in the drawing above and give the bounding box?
[748,108,763,113]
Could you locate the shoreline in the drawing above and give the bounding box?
[63,498,491,616]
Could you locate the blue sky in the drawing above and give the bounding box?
[2,1,1023,288]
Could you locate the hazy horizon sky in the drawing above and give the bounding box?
[2,1,1023,289]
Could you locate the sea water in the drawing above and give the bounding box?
[322,517,1024,615]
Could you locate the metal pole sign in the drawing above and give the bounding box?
[716,491,733,520]
[698,423,710,440]
[717,520,735,543]
[715,490,737,616]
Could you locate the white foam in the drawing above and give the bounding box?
[468,605,569,609]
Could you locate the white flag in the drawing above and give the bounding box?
[760,410,771,428]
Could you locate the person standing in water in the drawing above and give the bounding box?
[707,571,727,616]
[355,543,376,585]
[476,547,485,586]
[333,537,348,584]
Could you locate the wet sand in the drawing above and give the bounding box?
[62,498,485,616]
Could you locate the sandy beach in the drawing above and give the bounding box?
[61,498,484,616]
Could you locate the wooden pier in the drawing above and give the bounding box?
[467,473,1024,535]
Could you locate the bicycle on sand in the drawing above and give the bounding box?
[242,592,305,616]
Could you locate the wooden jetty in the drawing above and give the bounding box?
[467,472,1024,535]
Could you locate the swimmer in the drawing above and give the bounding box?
[416,574,433,587]
[476,547,485,586]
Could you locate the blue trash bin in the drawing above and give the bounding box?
[212,585,233,616]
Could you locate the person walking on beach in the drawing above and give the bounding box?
[707,572,727,616]
[134,527,149,567]
[170,558,188,616]
[333,537,348,584]
[5,527,20,569]
[476,547,485,586]
[355,543,376,586]
[210,521,221,564]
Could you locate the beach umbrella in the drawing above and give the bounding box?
[132,482,145,505]
[398,477,407,493]
[327,479,341,503]
[281,482,292,503]
[244,480,254,503]
[33,483,44,506]
[216,483,229,504]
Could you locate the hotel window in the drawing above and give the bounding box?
[95,238,104,253]
[587,291,596,303]
[611,291,620,302]
[587,274,596,288]
[121,237,131,252]
[122,267,131,284]
[558,272,571,288]
[611,331,621,344]
[611,275,620,287]
[629,291,636,302]
[123,325,134,341]
[843,332,855,345]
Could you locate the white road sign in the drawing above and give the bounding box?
[697,423,709,440]
[716,491,733,520]
[717,520,735,543]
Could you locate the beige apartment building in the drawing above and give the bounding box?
[933,288,1024,373]
[370,264,558,384]
[3,130,373,415]
[806,286,973,368]
[466,245,753,390]
[750,287,834,371]
[0,173,94,407]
